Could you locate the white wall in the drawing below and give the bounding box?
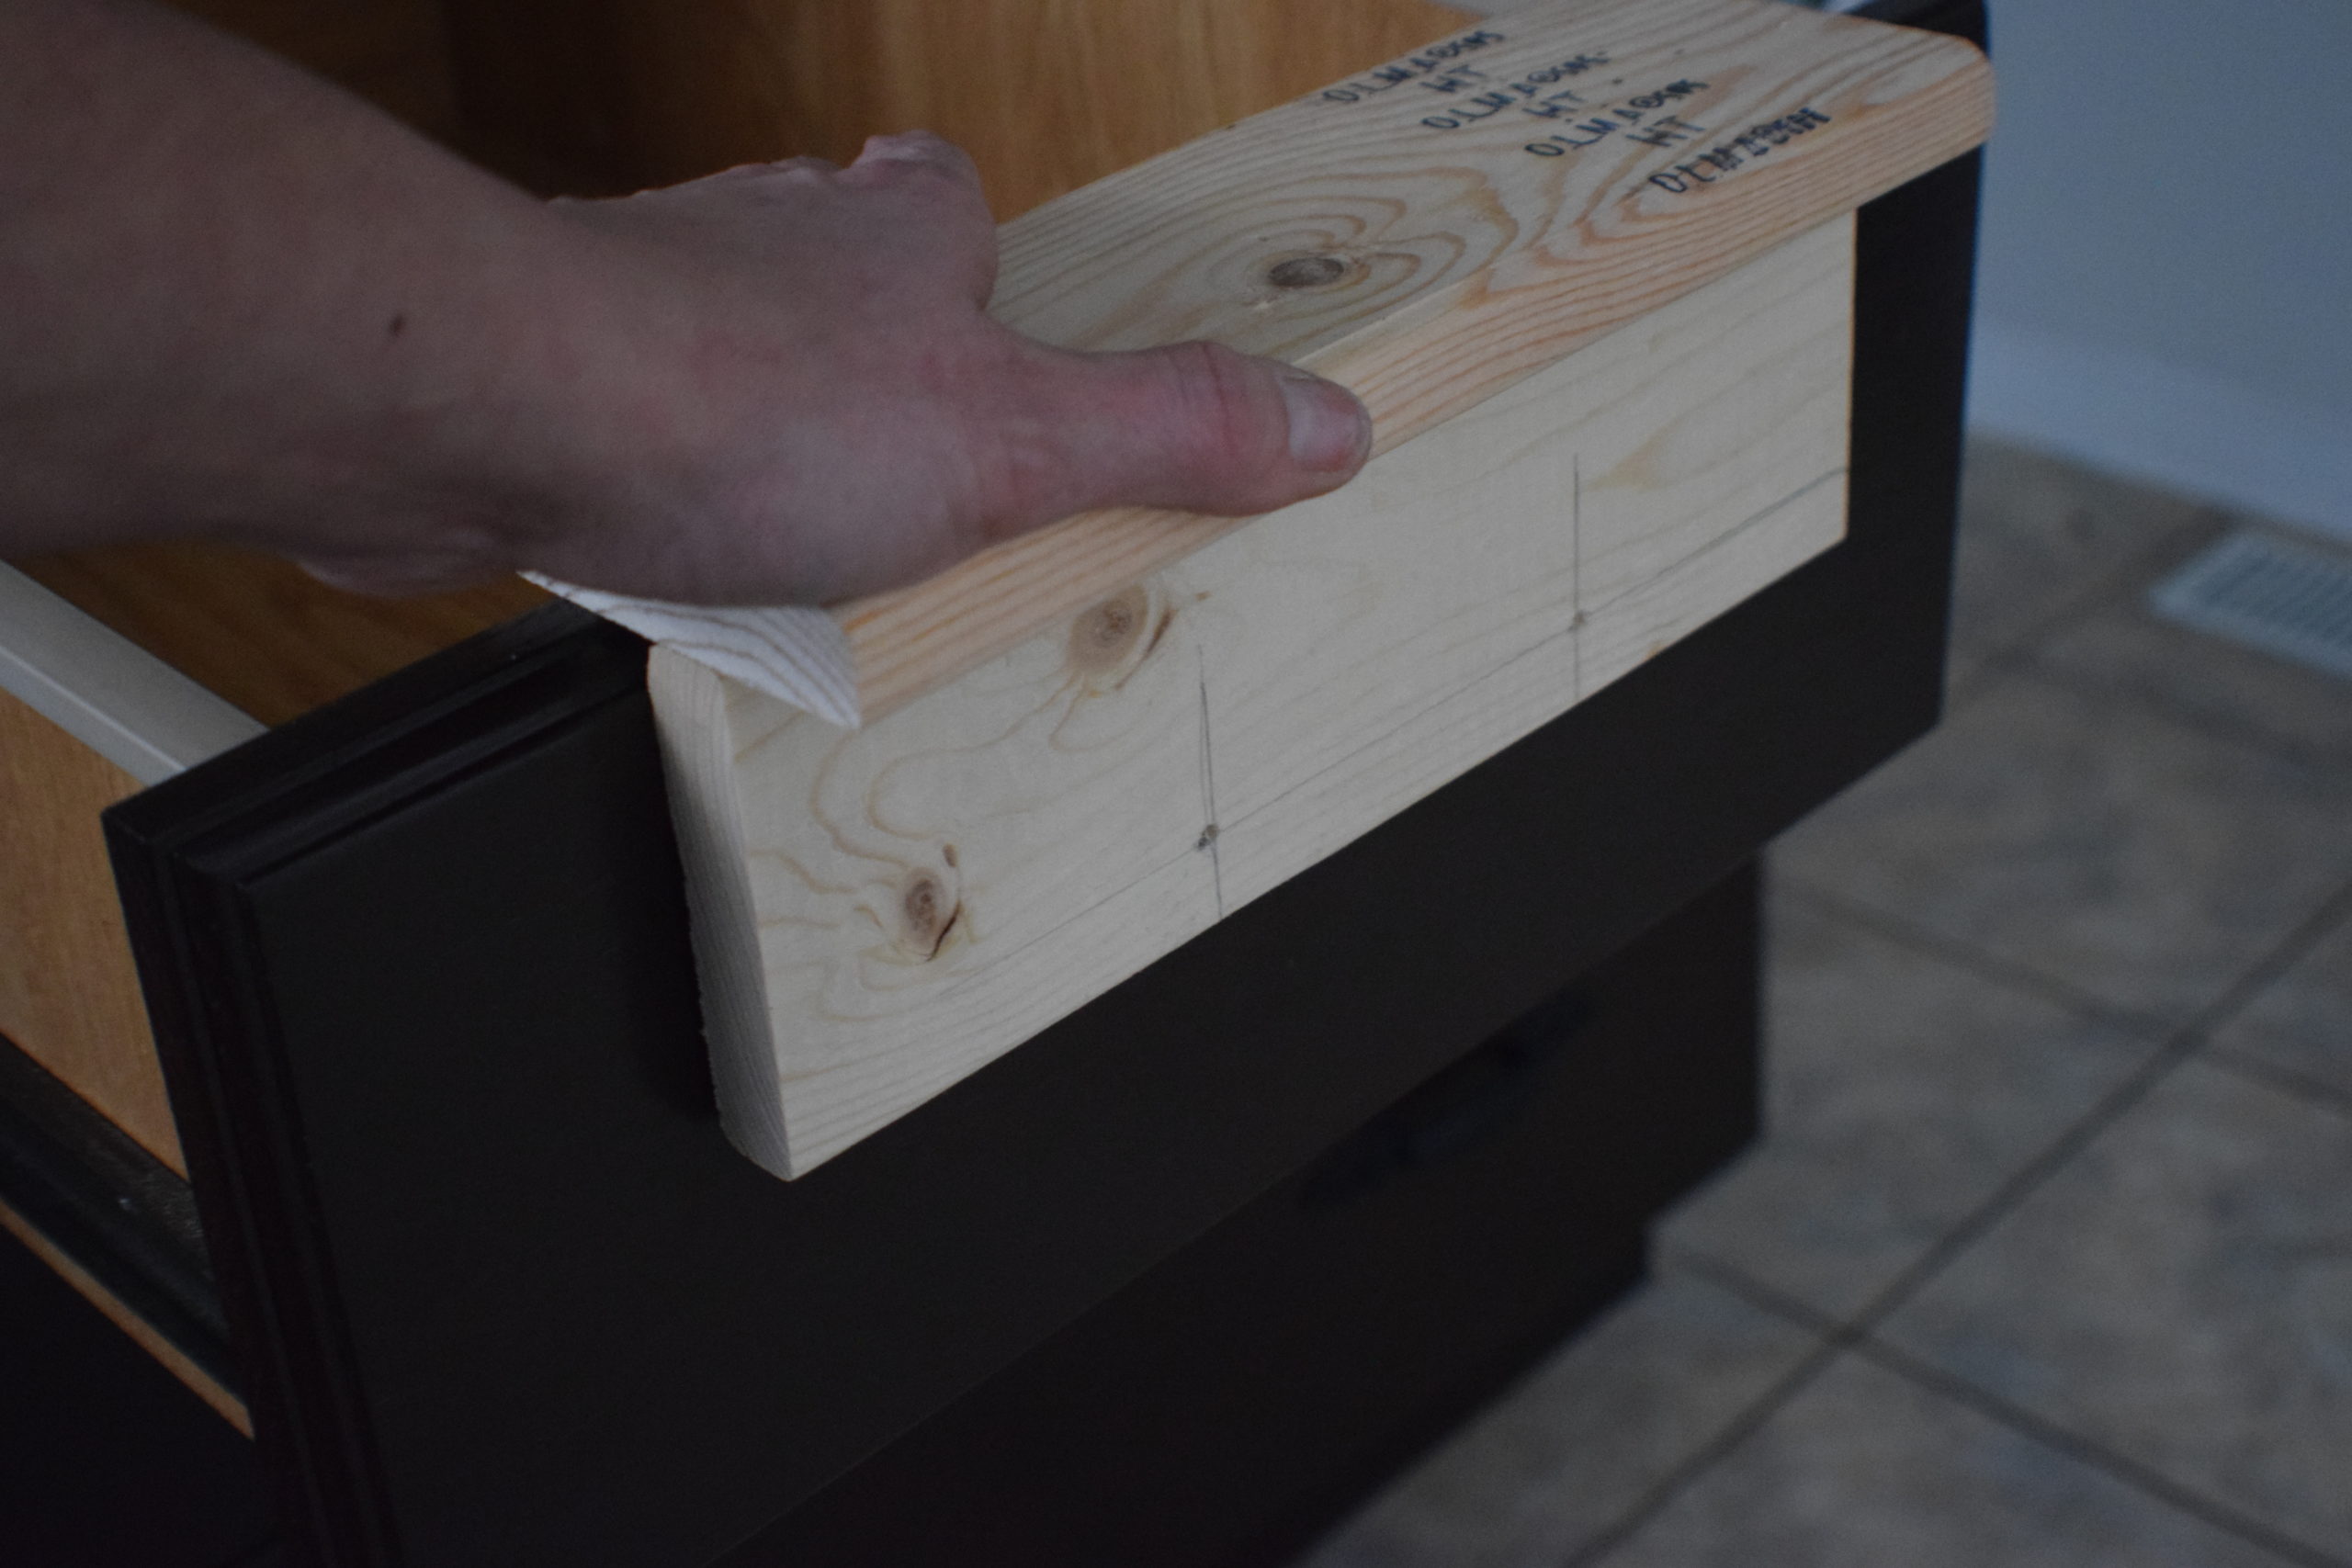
[1966,0,2352,539]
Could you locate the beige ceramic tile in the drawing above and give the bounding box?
[1599,1353,2300,1568]
[1660,890,2159,1321]
[1948,437,2219,691]
[1878,1060,2352,1561]
[1298,1268,1820,1568]
[2030,520,2352,773]
[2209,906,2352,1102]
[1775,673,2352,1026]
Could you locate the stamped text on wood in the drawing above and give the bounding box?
[832,0,1987,715]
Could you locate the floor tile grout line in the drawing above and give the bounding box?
[1952,499,2352,774]
[1563,579,2352,1565]
[1957,496,2233,671]
[1661,1245,1849,1339]
[1668,1250,2352,1568]
[2200,1047,2352,1123]
[2179,870,2352,1051]
[1567,476,2335,1568]
[1555,1332,1847,1568]
[2020,649,2352,780]
[1683,871,2352,1554]
[1850,1337,2352,1568]
[1770,874,2177,1038]
[1834,873,2352,1344]
[1910,1050,2196,1250]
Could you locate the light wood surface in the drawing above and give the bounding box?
[0,1198,250,1435]
[814,0,1986,720]
[625,0,1477,214]
[9,546,546,728]
[13,1,1473,724]
[657,215,1854,1176]
[0,688,183,1174]
[22,0,1987,735]
[444,0,1477,209]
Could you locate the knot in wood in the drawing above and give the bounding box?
[1069,585,1151,673]
[900,871,958,958]
[1266,254,1350,290]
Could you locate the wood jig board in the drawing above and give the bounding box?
[641,0,1993,1177]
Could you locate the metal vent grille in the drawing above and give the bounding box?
[2150,530,2352,683]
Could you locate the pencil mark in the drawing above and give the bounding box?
[1195,649,1226,919]
[1571,449,1585,701]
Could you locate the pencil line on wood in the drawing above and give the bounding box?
[1573,448,1586,704]
[1197,646,1226,921]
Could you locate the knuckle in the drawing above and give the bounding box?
[854,133,985,198]
[1160,341,1283,474]
[756,157,839,187]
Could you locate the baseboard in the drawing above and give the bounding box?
[1967,318,2352,546]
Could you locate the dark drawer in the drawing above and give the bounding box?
[730,863,1759,1568]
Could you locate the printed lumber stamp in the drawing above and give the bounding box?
[650,0,1993,1177]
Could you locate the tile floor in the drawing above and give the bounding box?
[1297,437,2352,1568]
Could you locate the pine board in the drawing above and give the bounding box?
[658,214,1854,1176]
[0,690,181,1173]
[828,0,1987,716]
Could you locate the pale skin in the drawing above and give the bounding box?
[0,0,1373,604]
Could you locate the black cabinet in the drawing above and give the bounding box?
[3,3,1986,1562]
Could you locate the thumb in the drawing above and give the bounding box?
[1012,339,1371,521]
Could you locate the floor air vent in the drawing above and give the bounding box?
[2150,530,2352,684]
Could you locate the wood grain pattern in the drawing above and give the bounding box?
[8,546,546,727]
[24,0,1982,738]
[0,689,182,1174]
[16,2,1466,724]
[657,215,1852,1176]
[445,0,1476,209]
[821,0,1987,719]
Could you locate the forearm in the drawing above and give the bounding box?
[0,0,646,578]
[0,0,1369,604]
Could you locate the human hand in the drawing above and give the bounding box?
[317,132,1375,604]
[0,0,1369,605]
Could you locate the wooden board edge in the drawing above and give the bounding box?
[647,647,801,1178]
[0,688,187,1172]
[0,1197,252,1437]
[828,3,1991,719]
[674,214,1857,1177]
